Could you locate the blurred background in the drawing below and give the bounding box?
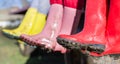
[0,0,32,64]
[0,0,65,64]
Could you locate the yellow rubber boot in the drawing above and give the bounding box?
[2,0,39,39]
[2,7,38,39]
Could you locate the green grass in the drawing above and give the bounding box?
[0,31,28,64]
[0,30,65,64]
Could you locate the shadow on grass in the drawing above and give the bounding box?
[26,47,65,64]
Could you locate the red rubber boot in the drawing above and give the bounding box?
[54,0,84,52]
[57,0,107,54]
[94,0,120,56]
[20,0,63,48]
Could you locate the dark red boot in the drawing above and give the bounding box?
[57,0,107,54]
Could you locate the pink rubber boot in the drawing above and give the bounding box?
[20,0,63,49]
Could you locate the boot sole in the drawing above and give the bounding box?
[2,31,20,39]
[57,36,105,54]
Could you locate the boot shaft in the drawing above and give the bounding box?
[83,0,107,35]
[106,0,120,45]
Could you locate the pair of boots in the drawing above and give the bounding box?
[57,0,120,56]
[20,0,84,53]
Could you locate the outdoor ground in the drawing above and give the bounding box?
[0,29,65,64]
[0,30,28,64]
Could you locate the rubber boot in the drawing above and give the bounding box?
[20,0,64,52]
[54,0,84,53]
[57,0,107,54]
[2,0,39,39]
[91,0,120,56]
